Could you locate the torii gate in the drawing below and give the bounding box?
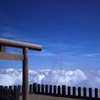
[0,38,42,100]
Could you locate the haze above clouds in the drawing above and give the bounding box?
[0,68,100,89]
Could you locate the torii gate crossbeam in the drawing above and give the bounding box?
[0,38,42,100]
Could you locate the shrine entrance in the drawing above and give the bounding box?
[0,38,42,100]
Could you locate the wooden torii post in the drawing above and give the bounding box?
[0,38,42,100]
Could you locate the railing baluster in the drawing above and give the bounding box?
[41,84,44,94]
[68,86,71,97]
[5,86,8,100]
[54,85,56,96]
[33,83,37,93]
[62,85,66,97]
[38,84,40,94]
[14,86,18,100]
[78,87,81,98]
[58,86,61,96]
[18,85,21,94]
[49,85,52,95]
[83,87,86,98]
[95,88,98,99]
[9,86,13,100]
[73,87,76,97]
[3,87,6,100]
[29,84,32,93]
[89,88,92,98]
[0,86,3,100]
[45,85,48,95]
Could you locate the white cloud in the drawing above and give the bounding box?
[0,68,22,86]
[0,68,100,89]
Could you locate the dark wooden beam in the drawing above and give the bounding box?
[0,45,6,52]
[0,52,24,60]
[0,38,42,51]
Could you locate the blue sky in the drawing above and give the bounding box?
[0,0,100,71]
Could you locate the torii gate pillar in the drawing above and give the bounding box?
[0,38,42,100]
[23,48,28,100]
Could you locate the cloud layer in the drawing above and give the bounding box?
[0,68,100,89]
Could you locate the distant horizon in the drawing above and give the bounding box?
[0,68,100,90]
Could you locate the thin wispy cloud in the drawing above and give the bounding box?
[0,27,20,39]
[29,50,54,57]
[43,42,83,50]
[0,26,41,44]
[1,32,16,38]
[83,53,100,57]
